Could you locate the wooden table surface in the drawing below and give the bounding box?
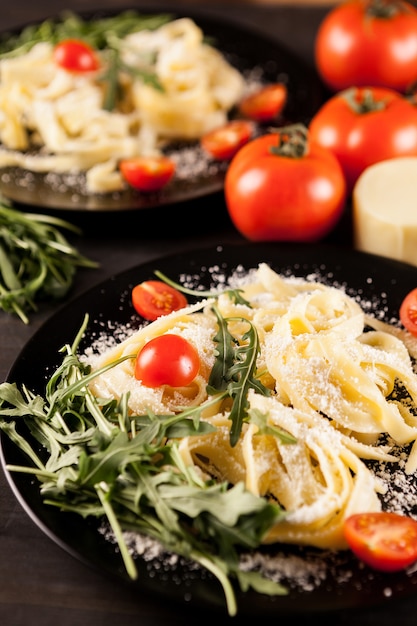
[2,2,417,625]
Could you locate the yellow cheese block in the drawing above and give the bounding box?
[353,157,417,267]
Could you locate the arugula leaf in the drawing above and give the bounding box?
[0,11,172,112]
[226,317,271,446]
[207,305,238,392]
[152,276,282,447]
[99,47,163,112]
[0,11,173,58]
[249,407,297,444]
[207,305,271,446]
[0,313,289,616]
[0,201,98,323]
[154,269,251,306]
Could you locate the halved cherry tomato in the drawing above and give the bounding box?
[132,280,187,321]
[399,287,417,337]
[201,120,254,160]
[238,83,287,122]
[120,156,175,192]
[53,39,100,72]
[344,512,417,572]
[135,334,200,387]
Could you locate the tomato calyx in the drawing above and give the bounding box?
[405,81,417,103]
[224,124,346,242]
[342,87,387,114]
[269,123,309,159]
[365,0,406,18]
[315,0,417,93]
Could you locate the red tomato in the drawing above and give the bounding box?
[53,39,99,72]
[200,120,254,160]
[134,334,200,387]
[238,83,287,122]
[399,287,417,336]
[344,512,417,572]
[120,156,175,192]
[224,126,346,242]
[315,0,417,93]
[132,280,187,321]
[309,86,417,192]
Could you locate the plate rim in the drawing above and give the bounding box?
[2,240,417,617]
[0,6,324,213]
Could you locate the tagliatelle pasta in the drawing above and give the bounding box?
[86,263,417,551]
[0,18,245,193]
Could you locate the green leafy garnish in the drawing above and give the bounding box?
[0,11,173,112]
[208,306,271,446]
[0,201,98,323]
[0,10,173,58]
[99,45,164,112]
[154,271,278,445]
[154,269,251,307]
[0,313,289,616]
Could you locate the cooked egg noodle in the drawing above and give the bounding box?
[2,263,417,615]
[0,314,287,617]
[88,263,417,551]
[0,15,246,193]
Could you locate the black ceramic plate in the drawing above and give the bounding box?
[0,8,324,212]
[3,241,417,617]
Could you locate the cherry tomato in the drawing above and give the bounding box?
[200,120,254,160]
[224,125,346,242]
[309,86,417,192]
[120,156,175,192]
[399,287,417,336]
[315,0,417,93]
[53,39,99,72]
[344,512,417,572]
[134,334,200,387]
[132,280,187,321]
[238,83,287,122]
[238,83,288,122]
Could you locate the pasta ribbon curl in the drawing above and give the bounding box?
[0,18,245,192]
[87,263,417,551]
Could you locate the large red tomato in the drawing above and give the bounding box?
[224,126,346,242]
[315,0,417,93]
[309,86,417,192]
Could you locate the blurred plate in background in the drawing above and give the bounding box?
[0,8,324,212]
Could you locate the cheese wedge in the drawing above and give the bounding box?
[353,157,417,267]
